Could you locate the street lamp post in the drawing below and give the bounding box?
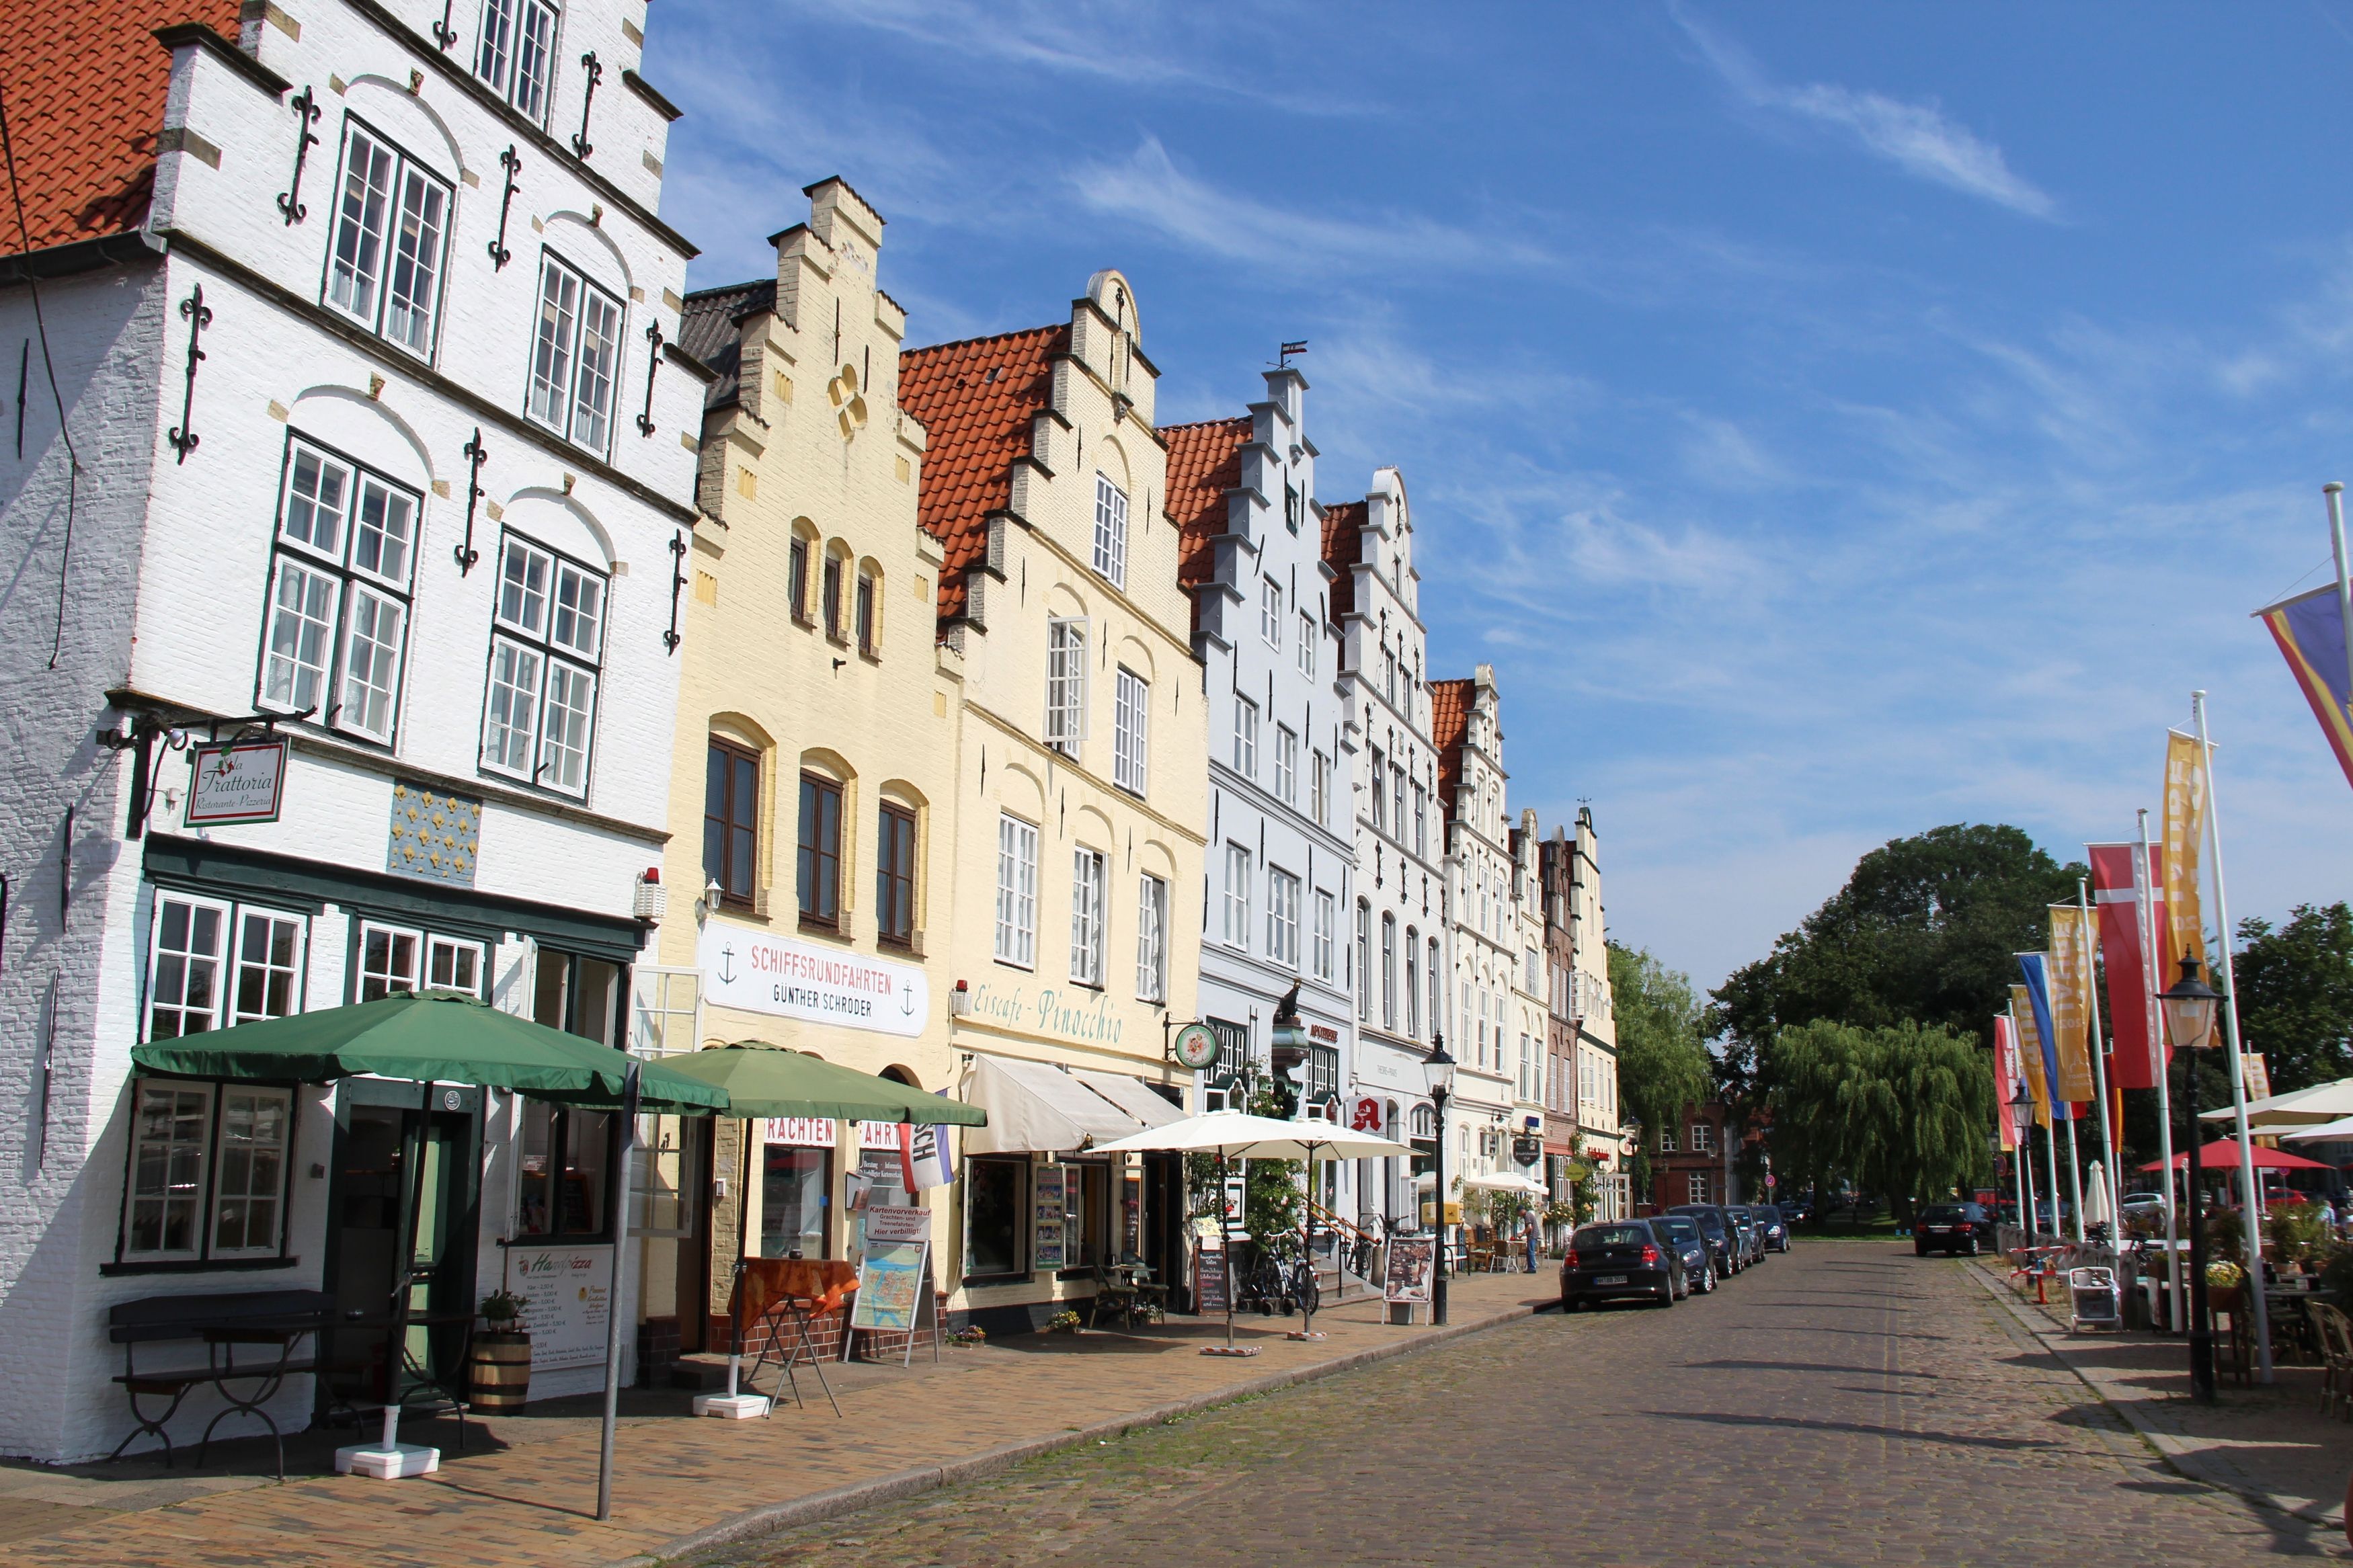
[2009,1082,2032,1248]
[2161,950,2223,1405]
[1426,1035,1456,1327]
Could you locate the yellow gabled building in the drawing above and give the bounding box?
[647,178,962,1362]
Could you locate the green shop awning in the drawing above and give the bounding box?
[130,990,731,1112]
[662,1042,986,1124]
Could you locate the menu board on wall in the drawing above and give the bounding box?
[1033,1166,1067,1272]
[507,1245,612,1371]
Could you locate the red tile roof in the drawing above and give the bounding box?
[1320,500,1365,620]
[898,325,1068,623]
[1164,415,1249,608]
[0,1,239,255]
[1431,677,1472,823]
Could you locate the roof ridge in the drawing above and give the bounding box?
[902,322,1065,360]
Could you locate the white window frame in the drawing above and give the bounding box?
[1135,874,1168,1002]
[1046,618,1088,755]
[1113,666,1149,794]
[1267,866,1301,969]
[1274,725,1297,803]
[324,120,452,360]
[1355,902,1371,1021]
[1314,890,1336,982]
[1070,848,1107,987]
[208,1086,294,1260]
[231,909,308,1024]
[1224,843,1252,950]
[1312,750,1330,826]
[628,964,703,1058]
[1232,696,1258,778]
[121,1079,216,1263]
[1413,784,1428,857]
[1657,1124,1677,1153]
[1261,579,1283,648]
[146,893,231,1041]
[1297,612,1316,679]
[996,814,1039,968]
[528,250,625,454]
[475,0,562,124]
[259,437,417,745]
[481,532,606,798]
[358,921,424,1001]
[426,934,489,997]
[1691,1122,1714,1154]
[1091,472,1129,588]
[1369,747,1386,830]
[1381,913,1396,1028]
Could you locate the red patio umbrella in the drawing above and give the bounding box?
[2137,1139,2331,1171]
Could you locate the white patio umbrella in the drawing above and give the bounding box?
[1090,1112,1414,1349]
[2084,1161,2113,1230]
[2199,1077,2353,1129]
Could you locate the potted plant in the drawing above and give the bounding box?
[1045,1309,1083,1335]
[468,1289,532,1411]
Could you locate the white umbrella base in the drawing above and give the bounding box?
[1199,1346,1260,1358]
[334,1442,438,1479]
[1284,1331,1327,1342]
[693,1393,772,1419]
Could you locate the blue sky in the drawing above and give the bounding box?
[647,2,2353,996]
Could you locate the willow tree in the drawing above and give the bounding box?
[1767,1019,1990,1221]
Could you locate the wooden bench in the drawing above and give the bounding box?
[109,1288,338,1479]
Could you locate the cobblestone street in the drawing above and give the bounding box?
[707,1243,2339,1568]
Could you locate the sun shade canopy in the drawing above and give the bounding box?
[130,990,731,1112]
[1090,1110,1415,1161]
[2137,1139,2332,1171]
[661,1042,986,1124]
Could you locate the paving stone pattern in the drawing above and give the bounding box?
[708,1244,2338,1568]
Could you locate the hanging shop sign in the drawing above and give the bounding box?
[1350,1098,1384,1132]
[185,739,288,826]
[701,922,928,1038]
[1170,1022,1220,1070]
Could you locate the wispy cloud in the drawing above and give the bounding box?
[1673,5,2058,220]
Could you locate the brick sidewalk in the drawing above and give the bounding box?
[0,1272,1551,1568]
[1970,1257,2350,1526]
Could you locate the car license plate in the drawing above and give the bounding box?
[1595,1275,1628,1286]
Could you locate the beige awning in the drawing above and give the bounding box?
[961,1055,1154,1155]
[1072,1069,1186,1128]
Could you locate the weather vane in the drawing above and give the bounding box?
[1279,340,1307,367]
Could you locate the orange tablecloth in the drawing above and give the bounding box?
[737,1257,859,1322]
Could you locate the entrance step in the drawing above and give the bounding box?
[666,1354,736,1392]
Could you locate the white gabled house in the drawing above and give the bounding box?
[0,0,706,1462]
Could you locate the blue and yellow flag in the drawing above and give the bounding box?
[2257,585,2353,791]
[2017,956,2067,1122]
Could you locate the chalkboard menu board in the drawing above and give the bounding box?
[1195,1245,1229,1314]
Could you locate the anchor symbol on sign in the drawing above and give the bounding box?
[900,987,917,1016]
[716,943,737,985]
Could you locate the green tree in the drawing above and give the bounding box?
[1609,942,1712,1196]
[1765,1018,1991,1222]
[2233,903,2353,1094]
[1710,824,2087,1047]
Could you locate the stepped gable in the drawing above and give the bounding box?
[898,324,1068,623]
[1320,500,1366,620]
[1431,676,1472,821]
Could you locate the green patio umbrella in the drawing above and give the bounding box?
[662,1042,984,1420]
[129,989,729,1111]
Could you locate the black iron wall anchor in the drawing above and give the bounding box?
[664,531,687,652]
[635,321,663,436]
[487,145,520,269]
[571,52,604,160]
[167,284,212,463]
[276,87,322,224]
[430,0,458,48]
[454,427,489,573]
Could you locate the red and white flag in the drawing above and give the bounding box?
[2087,842,2168,1091]
[1993,1014,2021,1151]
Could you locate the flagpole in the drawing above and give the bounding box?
[2325,483,2353,713]
[2194,691,2272,1383]
[2046,1102,2065,1242]
[2077,880,2119,1235]
[2139,809,2181,1331]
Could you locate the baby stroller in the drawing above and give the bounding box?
[2068,1265,2121,1332]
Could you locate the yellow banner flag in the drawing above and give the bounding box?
[2011,985,2052,1129]
[2162,729,2206,977]
[2048,906,2096,1102]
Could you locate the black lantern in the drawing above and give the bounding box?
[2160,950,2223,1405]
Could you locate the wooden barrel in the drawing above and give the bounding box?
[467,1331,532,1411]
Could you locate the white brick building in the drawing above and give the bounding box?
[0,0,705,1461]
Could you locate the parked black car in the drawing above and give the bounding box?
[1914,1201,1997,1255]
[1724,1206,1764,1265]
[1650,1214,1716,1295]
[1749,1204,1791,1253]
[1562,1221,1683,1310]
[1667,1205,1742,1276]
[1776,1194,1815,1223]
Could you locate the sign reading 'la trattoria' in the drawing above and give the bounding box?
[699,921,929,1038]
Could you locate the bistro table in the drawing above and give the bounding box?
[737,1258,852,1417]
[2264,1281,2327,1365]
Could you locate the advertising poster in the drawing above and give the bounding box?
[1384,1237,1436,1305]
[850,1240,928,1331]
[1033,1166,1067,1271]
[507,1245,612,1371]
